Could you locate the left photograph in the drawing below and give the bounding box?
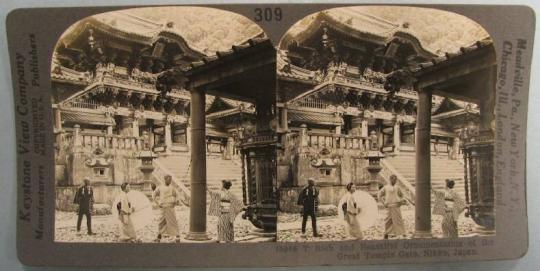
[52,7,277,243]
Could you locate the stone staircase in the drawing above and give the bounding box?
[156,153,244,203]
[383,152,466,201]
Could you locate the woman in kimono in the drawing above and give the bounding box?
[342,183,363,239]
[433,179,466,238]
[209,180,243,243]
[117,182,137,242]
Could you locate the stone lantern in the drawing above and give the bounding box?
[137,150,157,182]
[363,150,385,195]
[363,131,385,195]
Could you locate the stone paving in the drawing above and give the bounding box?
[55,205,272,243]
[277,205,484,242]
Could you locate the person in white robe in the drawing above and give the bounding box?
[117,182,137,242]
[153,175,181,242]
[342,183,363,239]
[378,175,407,239]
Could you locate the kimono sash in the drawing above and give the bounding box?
[433,189,466,220]
[209,190,244,220]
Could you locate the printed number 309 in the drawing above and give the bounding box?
[254,8,282,22]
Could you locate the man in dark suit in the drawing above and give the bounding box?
[297,178,322,237]
[74,177,94,235]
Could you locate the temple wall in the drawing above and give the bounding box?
[279,185,344,214]
[56,147,146,211]
[278,137,373,212]
[64,150,144,187]
[55,185,123,212]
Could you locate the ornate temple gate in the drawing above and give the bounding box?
[158,37,277,239]
[389,39,497,236]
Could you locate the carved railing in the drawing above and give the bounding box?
[207,140,225,154]
[152,159,191,206]
[296,97,329,109]
[330,73,418,99]
[69,131,145,151]
[305,131,367,150]
[90,68,190,99]
[64,97,100,109]
[241,133,278,147]
[380,159,416,205]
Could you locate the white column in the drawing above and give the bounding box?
[361,119,369,138]
[393,119,401,153]
[452,136,461,160]
[299,124,308,147]
[165,118,173,152]
[73,124,81,147]
[186,121,192,150]
[132,118,140,138]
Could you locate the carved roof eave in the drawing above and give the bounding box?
[409,38,495,78]
[287,80,418,105]
[59,17,205,58]
[281,12,388,49]
[387,38,495,98]
[51,65,91,86]
[281,11,436,58]
[277,72,319,85]
[389,31,437,59]
[431,108,480,121]
[186,37,273,75]
[206,107,255,120]
[59,80,190,106]
[51,76,90,86]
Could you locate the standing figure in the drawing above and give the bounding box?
[117,182,137,242]
[209,180,244,243]
[153,175,181,242]
[297,178,322,237]
[74,177,94,235]
[378,175,406,239]
[342,183,363,239]
[433,179,466,238]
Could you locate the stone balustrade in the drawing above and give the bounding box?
[304,131,367,150]
[63,126,145,151]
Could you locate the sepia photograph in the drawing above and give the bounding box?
[51,6,277,243]
[4,2,536,268]
[276,6,496,242]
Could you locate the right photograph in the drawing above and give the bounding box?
[276,6,496,242]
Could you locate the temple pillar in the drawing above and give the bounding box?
[452,136,461,160]
[105,125,114,149]
[299,124,308,147]
[280,105,288,132]
[132,113,140,138]
[393,118,401,153]
[361,119,369,138]
[361,119,369,150]
[186,121,192,151]
[54,107,62,132]
[226,136,235,160]
[145,119,155,150]
[335,125,341,135]
[73,124,81,147]
[54,107,63,147]
[414,88,433,238]
[164,118,173,152]
[377,120,384,149]
[186,88,210,241]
